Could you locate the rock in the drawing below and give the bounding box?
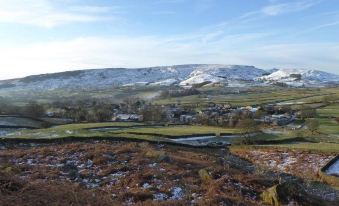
[170,187,184,200]
[261,185,280,206]
[61,163,78,180]
[261,181,328,206]
[153,193,168,201]
[142,182,151,189]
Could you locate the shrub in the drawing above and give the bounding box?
[290,73,302,80]
[305,118,320,134]
[160,88,200,98]
[299,105,317,120]
[24,101,45,118]
[198,169,212,182]
[144,150,170,162]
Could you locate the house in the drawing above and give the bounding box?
[113,114,142,122]
[45,111,55,117]
[263,114,295,126]
[179,115,196,124]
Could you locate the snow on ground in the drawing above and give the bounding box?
[149,78,178,86]
[234,149,335,180]
[179,74,225,86]
[259,68,339,86]
[1,64,268,90]
[1,65,338,91]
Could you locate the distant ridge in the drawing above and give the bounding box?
[0,64,338,91]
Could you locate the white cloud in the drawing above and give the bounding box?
[0,35,338,80]
[261,0,319,16]
[0,0,337,80]
[0,0,115,28]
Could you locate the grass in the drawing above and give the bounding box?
[0,171,116,206]
[3,120,337,153]
[2,86,339,154]
[0,141,269,205]
[318,104,339,118]
[317,104,339,136]
[318,118,339,135]
[155,87,339,106]
[54,121,145,129]
[3,122,242,143]
[253,142,339,154]
[115,125,242,137]
[232,132,296,144]
[3,122,152,140]
[231,141,339,154]
[0,85,166,106]
[0,116,46,128]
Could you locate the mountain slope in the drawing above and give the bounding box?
[259,68,339,86]
[0,65,338,91]
[0,64,266,90]
[179,65,266,86]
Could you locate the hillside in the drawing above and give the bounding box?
[259,68,339,87]
[0,65,338,92]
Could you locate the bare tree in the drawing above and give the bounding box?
[238,118,258,144]
[299,105,316,120]
[305,118,320,134]
[25,101,45,118]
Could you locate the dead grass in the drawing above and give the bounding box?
[0,141,337,205]
[0,171,116,206]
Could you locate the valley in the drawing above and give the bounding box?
[0,65,338,205]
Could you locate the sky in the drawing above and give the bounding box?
[0,0,339,80]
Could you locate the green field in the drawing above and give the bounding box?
[318,104,339,118]
[2,86,339,154]
[4,120,337,153]
[115,125,242,137]
[3,122,242,143]
[155,87,339,106]
[3,84,337,107]
[317,104,339,136]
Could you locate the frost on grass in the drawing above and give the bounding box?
[1,141,338,205]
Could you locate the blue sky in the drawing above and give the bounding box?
[0,0,339,79]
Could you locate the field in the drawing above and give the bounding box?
[3,122,243,145]
[1,86,339,205]
[155,87,339,106]
[1,84,339,108]
[318,104,339,118]
[0,85,166,106]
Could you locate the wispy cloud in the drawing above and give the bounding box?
[0,0,337,80]
[0,0,116,28]
[1,33,338,80]
[261,0,320,16]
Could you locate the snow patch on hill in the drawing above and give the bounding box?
[259,68,339,86]
[179,65,266,86]
[179,74,225,86]
[0,65,338,90]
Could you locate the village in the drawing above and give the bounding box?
[109,101,297,128]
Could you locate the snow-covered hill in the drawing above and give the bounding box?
[180,65,266,86]
[0,64,266,90]
[0,65,338,91]
[259,68,339,87]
